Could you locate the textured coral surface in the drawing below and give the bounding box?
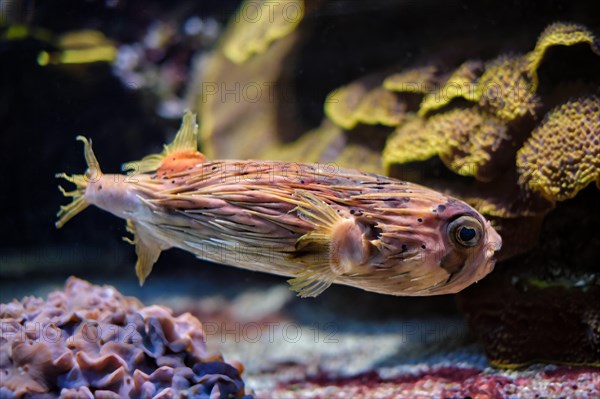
[0,278,251,399]
[517,96,600,201]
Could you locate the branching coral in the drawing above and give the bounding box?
[517,95,600,202]
[0,278,252,399]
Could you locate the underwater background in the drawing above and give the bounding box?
[1,0,599,397]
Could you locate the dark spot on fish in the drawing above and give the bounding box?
[171,180,176,184]
[98,185,102,191]
[401,244,408,252]
[417,218,423,223]
[432,209,437,213]
[212,166,217,170]
[350,210,355,215]
[300,180,305,184]
[421,244,426,249]
[437,204,447,212]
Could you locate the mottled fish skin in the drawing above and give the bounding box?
[56,112,502,297]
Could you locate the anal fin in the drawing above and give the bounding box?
[288,265,336,298]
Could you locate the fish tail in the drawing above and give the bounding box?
[55,136,100,228]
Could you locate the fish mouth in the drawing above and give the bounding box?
[484,220,503,259]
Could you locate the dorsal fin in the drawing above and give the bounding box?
[122,111,207,175]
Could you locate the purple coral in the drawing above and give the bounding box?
[0,277,252,399]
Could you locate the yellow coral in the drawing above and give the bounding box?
[384,108,509,181]
[325,77,406,130]
[354,87,407,127]
[476,55,540,121]
[382,115,441,169]
[222,0,304,64]
[428,108,509,181]
[528,22,600,90]
[325,79,373,129]
[517,96,600,202]
[419,60,483,116]
[327,66,443,131]
[383,66,439,93]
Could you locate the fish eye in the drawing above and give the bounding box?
[448,215,483,248]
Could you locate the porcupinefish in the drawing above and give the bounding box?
[56,112,502,297]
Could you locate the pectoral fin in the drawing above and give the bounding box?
[124,220,165,285]
[287,191,367,298]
